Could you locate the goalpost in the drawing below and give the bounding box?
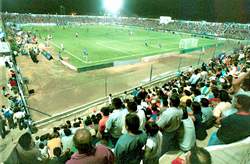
[178,38,200,71]
[179,38,199,49]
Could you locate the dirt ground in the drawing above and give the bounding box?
[16,50,200,121]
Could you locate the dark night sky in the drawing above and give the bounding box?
[1,0,250,23]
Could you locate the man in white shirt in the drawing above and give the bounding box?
[178,109,196,152]
[157,95,183,155]
[105,98,128,145]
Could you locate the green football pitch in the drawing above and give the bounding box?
[24,25,221,68]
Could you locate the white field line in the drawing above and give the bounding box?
[51,40,178,65]
[90,41,178,64]
[96,42,131,55]
[50,41,88,63]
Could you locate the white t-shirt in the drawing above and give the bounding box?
[179,117,196,151]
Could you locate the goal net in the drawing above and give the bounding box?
[179,38,199,49]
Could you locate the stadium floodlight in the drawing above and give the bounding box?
[103,0,123,14]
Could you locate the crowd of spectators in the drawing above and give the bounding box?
[0,55,30,139]
[2,13,250,163]
[5,24,42,64]
[163,20,250,40]
[2,13,250,40]
[5,43,250,164]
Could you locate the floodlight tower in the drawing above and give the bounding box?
[103,0,123,16]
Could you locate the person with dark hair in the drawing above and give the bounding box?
[208,94,250,145]
[35,136,40,147]
[98,107,109,134]
[200,98,214,129]
[150,103,160,121]
[193,89,205,103]
[187,147,211,164]
[61,128,73,152]
[15,132,47,164]
[84,117,96,137]
[157,94,183,154]
[47,132,62,157]
[91,115,99,133]
[172,146,211,164]
[96,113,102,122]
[213,90,234,121]
[143,122,163,164]
[178,108,196,152]
[188,69,200,86]
[180,89,192,107]
[48,147,71,164]
[186,99,193,116]
[112,97,123,109]
[133,96,147,130]
[38,142,49,159]
[66,120,71,129]
[3,107,15,129]
[200,66,208,83]
[105,97,128,145]
[126,100,146,132]
[66,129,114,164]
[137,87,148,100]
[208,87,221,108]
[191,102,207,140]
[115,113,147,164]
[0,114,6,139]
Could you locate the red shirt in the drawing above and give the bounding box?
[172,157,185,164]
[9,79,17,87]
[98,116,109,134]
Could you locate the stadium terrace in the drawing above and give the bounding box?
[0,12,250,164]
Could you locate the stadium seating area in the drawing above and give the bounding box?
[0,56,30,139]
[1,14,250,164]
[2,13,250,40]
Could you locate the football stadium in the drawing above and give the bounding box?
[0,0,250,163]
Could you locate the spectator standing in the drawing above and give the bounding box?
[143,122,163,164]
[47,133,62,157]
[190,102,207,140]
[0,114,6,139]
[157,94,183,154]
[61,128,74,152]
[98,107,110,135]
[115,113,147,164]
[105,98,128,145]
[3,108,14,129]
[48,147,71,164]
[38,143,49,159]
[178,109,196,152]
[15,132,47,164]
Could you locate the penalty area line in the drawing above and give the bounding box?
[90,47,178,64]
[50,41,88,64]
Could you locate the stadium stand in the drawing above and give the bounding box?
[1,13,250,40]
[1,13,250,164]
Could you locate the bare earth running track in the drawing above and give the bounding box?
[17,49,202,121]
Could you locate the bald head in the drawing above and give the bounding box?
[73,129,94,154]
